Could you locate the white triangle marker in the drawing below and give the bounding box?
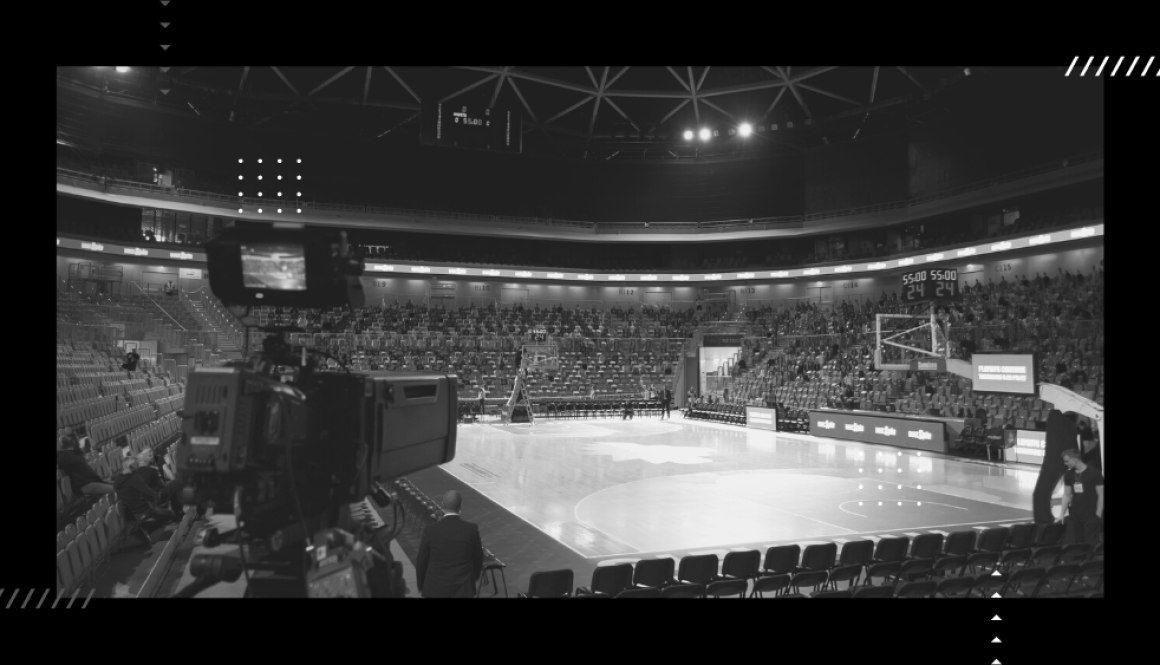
[992,615,1001,620]
[161,89,170,95]
[993,660,1001,665]
[161,45,170,51]
[161,22,170,28]
[992,570,1002,576]
[161,0,170,5]
[992,637,1002,643]
[991,592,1002,598]
[160,67,170,73]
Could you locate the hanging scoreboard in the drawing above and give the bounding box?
[421,103,522,153]
[900,268,960,304]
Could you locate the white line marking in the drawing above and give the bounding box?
[5,589,17,609]
[1112,56,1125,76]
[1127,56,1141,76]
[1142,56,1155,76]
[81,589,94,608]
[1065,56,1079,76]
[1094,56,1110,76]
[21,589,34,609]
[1080,56,1094,76]
[36,589,49,609]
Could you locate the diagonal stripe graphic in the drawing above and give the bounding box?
[1142,56,1155,76]
[67,588,79,608]
[36,589,49,609]
[1111,56,1125,76]
[5,589,17,609]
[1080,56,1094,76]
[1126,56,1140,76]
[1095,57,1110,77]
[21,589,34,609]
[82,589,95,608]
[1065,57,1079,77]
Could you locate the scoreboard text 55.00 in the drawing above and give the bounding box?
[900,268,959,304]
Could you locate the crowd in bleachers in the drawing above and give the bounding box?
[55,340,190,597]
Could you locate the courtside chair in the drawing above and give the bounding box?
[1059,544,1092,565]
[1006,522,1036,549]
[968,572,1007,598]
[520,569,574,598]
[812,589,853,598]
[576,563,634,597]
[852,585,895,598]
[762,545,801,576]
[795,543,837,575]
[717,550,761,588]
[706,579,749,598]
[1088,541,1104,562]
[633,558,677,589]
[616,586,661,598]
[1033,521,1066,548]
[933,577,974,598]
[828,540,875,589]
[964,551,1001,577]
[907,533,944,561]
[1027,545,1061,569]
[930,555,969,579]
[973,527,1010,556]
[1069,560,1103,594]
[998,567,1046,598]
[789,570,829,595]
[942,530,977,557]
[897,558,934,584]
[676,554,718,593]
[662,583,705,598]
[894,580,938,598]
[750,573,792,598]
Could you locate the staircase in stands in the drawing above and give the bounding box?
[185,299,243,362]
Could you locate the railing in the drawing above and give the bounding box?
[274,332,687,355]
[55,148,1102,238]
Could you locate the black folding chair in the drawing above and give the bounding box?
[519,569,574,598]
[576,563,634,597]
[661,583,705,598]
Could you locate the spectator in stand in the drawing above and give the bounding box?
[122,347,141,372]
[136,449,186,516]
[114,456,177,539]
[57,435,114,497]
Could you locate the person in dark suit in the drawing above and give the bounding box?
[661,386,672,419]
[416,490,483,598]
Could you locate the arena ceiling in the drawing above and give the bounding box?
[60,66,985,159]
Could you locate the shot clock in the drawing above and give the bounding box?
[900,268,959,304]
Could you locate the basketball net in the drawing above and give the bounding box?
[501,344,558,425]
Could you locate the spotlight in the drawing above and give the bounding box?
[238,159,244,164]
[238,191,243,196]
[683,130,694,141]
[296,191,301,197]
[258,192,262,197]
[297,159,302,163]
[277,175,282,180]
[277,209,282,213]
[277,159,283,164]
[238,175,243,180]
[297,175,301,180]
[238,208,243,213]
[277,192,282,197]
[258,208,263,213]
[115,66,129,73]
[258,159,263,164]
[258,175,263,180]
[297,208,301,213]
[699,128,711,141]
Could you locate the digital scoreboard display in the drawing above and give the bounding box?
[900,268,959,304]
[421,104,522,153]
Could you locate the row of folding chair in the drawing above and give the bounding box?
[87,404,155,446]
[57,395,118,429]
[56,496,127,597]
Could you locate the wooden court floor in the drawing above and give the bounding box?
[443,416,1040,566]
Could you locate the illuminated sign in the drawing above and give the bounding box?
[578,274,594,280]
[609,275,625,281]
[448,268,467,275]
[123,247,148,256]
[674,275,690,281]
[1070,227,1095,239]
[926,253,945,261]
[705,274,722,280]
[972,353,1036,395]
[367,264,394,272]
[868,263,886,270]
[641,275,657,281]
[515,271,533,278]
[834,266,852,273]
[1011,429,1046,465]
[803,269,820,276]
[56,238,60,245]
[745,406,778,432]
[991,241,1012,251]
[898,258,914,266]
[771,271,789,278]
[737,272,756,279]
[547,272,564,279]
[411,266,431,273]
[1029,234,1051,245]
[482,270,501,276]
[82,242,104,251]
[170,251,193,259]
[957,248,976,257]
[809,410,946,452]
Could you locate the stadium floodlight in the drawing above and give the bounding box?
[297,208,301,213]
[115,66,129,73]
[277,192,282,197]
[297,159,302,163]
[238,208,243,213]
[277,175,282,180]
[699,128,711,141]
[238,159,243,164]
[238,175,243,180]
[258,175,263,180]
[296,191,301,197]
[258,192,262,197]
[277,159,283,164]
[258,159,263,164]
[297,175,302,180]
[683,130,694,141]
[258,208,263,213]
[277,209,282,213]
[238,191,243,196]
[738,122,752,137]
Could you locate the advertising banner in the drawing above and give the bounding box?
[1011,429,1046,465]
[746,406,778,431]
[909,357,946,372]
[971,353,1037,395]
[703,334,743,347]
[808,410,947,453]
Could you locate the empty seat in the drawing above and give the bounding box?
[705,579,748,598]
[633,558,676,589]
[851,585,895,598]
[762,545,801,575]
[933,576,974,598]
[894,580,937,598]
[520,569,574,598]
[577,563,634,597]
[751,573,791,598]
[661,583,705,598]
[999,567,1046,598]
[677,554,719,586]
[616,586,661,598]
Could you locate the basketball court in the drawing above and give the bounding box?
[443,417,1039,565]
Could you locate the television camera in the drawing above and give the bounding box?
[172,225,457,597]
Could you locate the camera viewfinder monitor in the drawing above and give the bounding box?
[241,244,307,291]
